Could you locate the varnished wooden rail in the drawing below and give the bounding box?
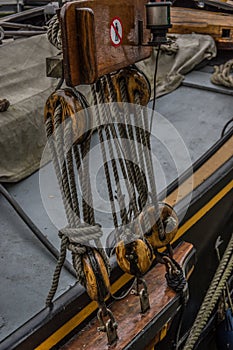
[62,241,195,350]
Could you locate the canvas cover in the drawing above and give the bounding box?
[0,33,216,182]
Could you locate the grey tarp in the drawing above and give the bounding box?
[0,33,216,182]
[137,34,217,97]
[0,35,57,182]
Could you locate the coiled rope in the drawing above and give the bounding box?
[211,59,233,88]
[47,14,62,50]
[183,234,233,350]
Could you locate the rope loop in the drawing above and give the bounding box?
[211,59,233,88]
[59,223,103,245]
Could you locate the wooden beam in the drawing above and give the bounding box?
[170,7,233,50]
[60,0,151,86]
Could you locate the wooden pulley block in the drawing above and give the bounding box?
[60,0,151,86]
[135,203,179,249]
[116,234,154,277]
[44,88,92,144]
[82,248,110,303]
[105,67,151,106]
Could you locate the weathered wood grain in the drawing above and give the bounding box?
[60,0,151,86]
[170,7,233,50]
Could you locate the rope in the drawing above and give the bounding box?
[221,117,233,138]
[45,66,175,307]
[46,223,106,306]
[45,92,110,305]
[211,59,233,88]
[91,83,119,228]
[183,234,233,350]
[160,38,179,55]
[105,74,139,217]
[47,14,62,50]
[97,78,128,225]
[119,80,148,210]
[46,235,69,307]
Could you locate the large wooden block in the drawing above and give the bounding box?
[60,0,151,86]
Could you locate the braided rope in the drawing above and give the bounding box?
[105,75,139,217]
[211,59,233,88]
[91,83,119,228]
[54,105,75,227]
[60,224,103,244]
[45,95,111,305]
[46,107,74,225]
[97,78,128,225]
[46,235,69,307]
[47,14,62,50]
[183,234,233,350]
[119,81,148,208]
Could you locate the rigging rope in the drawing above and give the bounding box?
[45,11,183,308]
[211,59,233,88]
[45,97,110,306]
[183,234,233,350]
[47,14,62,50]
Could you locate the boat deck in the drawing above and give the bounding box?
[0,60,233,346]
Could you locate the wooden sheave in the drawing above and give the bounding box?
[170,7,233,50]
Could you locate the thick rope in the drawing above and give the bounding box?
[183,234,233,350]
[60,224,103,243]
[45,66,171,306]
[46,96,110,305]
[211,59,233,88]
[46,235,69,307]
[47,14,62,50]
[105,75,139,217]
[97,78,128,225]
[46,223,106,306]
[91,83,119,228]
[46,107,74,225]
[119,80,148,209]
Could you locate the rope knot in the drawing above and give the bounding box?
[163,256,187,293]
[59,223,103,247]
